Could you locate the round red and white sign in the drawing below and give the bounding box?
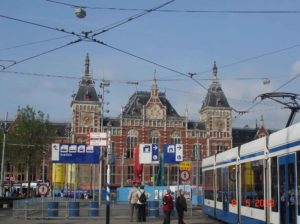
[38,184,49,196]
[180,170,190,181]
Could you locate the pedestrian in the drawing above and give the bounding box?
[136,185,148,222]
[175,189,187,224]
[128,183,139,222]
[163,189,173,224]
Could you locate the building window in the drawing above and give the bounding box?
[216,145,225,154]
[171,166,178,184]
[18,163,25,181]
[171,131,182,144]
[40,165,48,181]
[127,129,138,159]
[150,130,160,144]
[192,144,201,160]
[127,166,133,181]
[111,165,116,184]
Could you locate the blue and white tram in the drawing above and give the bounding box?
[215,147,239,223]
[202,155,216,217]
[239,136,268,223]
[202,122,300,224]
[268,122,300,224]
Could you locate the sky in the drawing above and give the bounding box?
[1,0,300,130]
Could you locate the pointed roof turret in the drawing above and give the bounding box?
[201,61,230,110]
[71,54,100,104]
[151,77,158,97]
[212,61,217,80]
[80,53,94,86]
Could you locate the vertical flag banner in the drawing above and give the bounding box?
[134,145,143,184]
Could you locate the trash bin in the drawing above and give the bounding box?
[68,201,80,217]
[147,201,159,217]
[48,202,58,217]
[88,201,99,216]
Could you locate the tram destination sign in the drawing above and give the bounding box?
[51,143,101,164]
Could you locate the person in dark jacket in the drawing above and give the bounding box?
[163,189,173,224]
[175,189,187,224]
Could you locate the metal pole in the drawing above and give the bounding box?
[42,150,45,183]
[121,148,124,187]
[0,112,8,197]
[106,129,111,224]
[196,131,199,201]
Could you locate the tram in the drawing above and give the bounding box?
[202,122,300,224]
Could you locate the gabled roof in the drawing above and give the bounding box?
[72,54,100,105]
[122,91,180,118]
[201,62,230,111]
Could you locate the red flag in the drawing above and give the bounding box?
[133,145,143,184]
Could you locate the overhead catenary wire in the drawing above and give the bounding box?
[44,1,300,14]
[1,39,82,71]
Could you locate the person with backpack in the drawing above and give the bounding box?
[136,185,148,222]
[128,184,139,222]
[175,189,187,224]
[163,189,173,224]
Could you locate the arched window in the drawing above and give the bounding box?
[170,131,182,144]
[127,129,138,159]
[150,130,160,144]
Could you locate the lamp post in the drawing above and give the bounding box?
[0,112,8,197]
[99,80,110,206]
[195,129,200,204]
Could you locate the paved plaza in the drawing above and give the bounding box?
[0,205,222,224]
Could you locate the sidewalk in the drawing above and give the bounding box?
[0,208,221,224]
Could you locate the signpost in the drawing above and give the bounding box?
[139,144,159,164]
[163,144,183,164]
[51,144,101,164]
[179,162,191,171]
[180,170,190,182]
[38,183,49,196]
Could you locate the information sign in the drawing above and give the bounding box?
[51,144,101,164]
[180,170,190,181]
[179,162,191,171]
[38,184,49,196]
[139,144,159,164]
[163,144,184,164]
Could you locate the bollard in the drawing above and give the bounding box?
[47,201,59,217]
[147,201,159,217]
[68,201,80,217]
[88,201,99,216]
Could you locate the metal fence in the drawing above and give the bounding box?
[12,197,198,220]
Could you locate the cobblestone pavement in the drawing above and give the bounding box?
[0,205,222,224]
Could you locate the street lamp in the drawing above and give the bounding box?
[0,112,8,197]
[99,80,110,206]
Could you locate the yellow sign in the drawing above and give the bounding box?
[179,162,191,171]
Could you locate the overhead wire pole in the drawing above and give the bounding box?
[0,112,8,197]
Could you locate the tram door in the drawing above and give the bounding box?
[279,154,297,224]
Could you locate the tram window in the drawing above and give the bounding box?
[297,152,300,215]
[228,165,236,203]
[241,160,264,209]
[271,157,278,212]
[204,170,214,200]
[217,168,222,202]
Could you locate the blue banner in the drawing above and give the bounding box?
[52,143,101,164]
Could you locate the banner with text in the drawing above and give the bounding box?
[51,143,101,164]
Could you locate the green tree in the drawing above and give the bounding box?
[7,106,54,197]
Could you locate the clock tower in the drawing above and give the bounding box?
[71,53,101,143]
[200,62,232,157]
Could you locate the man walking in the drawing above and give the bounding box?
[128,184,139,222]
[175,189,187,224]
[163,189,173,224]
